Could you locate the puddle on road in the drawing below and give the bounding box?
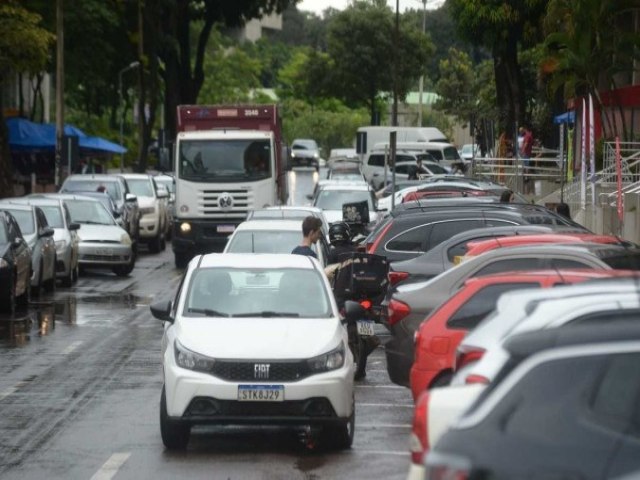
[0,305,56,347]
[76,292,153,309]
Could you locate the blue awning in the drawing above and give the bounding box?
[554,111,575,125]
[7,117,126,154]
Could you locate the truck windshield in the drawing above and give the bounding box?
[178,139,272,182]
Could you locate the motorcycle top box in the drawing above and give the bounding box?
[332,252,389,298]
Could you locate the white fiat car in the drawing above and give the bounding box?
[150,253,356,450]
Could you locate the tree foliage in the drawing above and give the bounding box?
[0,1,54,198]
[326,0,434,123]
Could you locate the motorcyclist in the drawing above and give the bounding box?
[328,222,380,375]
[328,222,356,265]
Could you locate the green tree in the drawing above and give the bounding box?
[543,0,640,140]
[326,0,434,124]
[449,0,548,135]
[0,1,54,198]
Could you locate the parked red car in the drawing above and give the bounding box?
[463,233,626,259]
[409,269,634,401]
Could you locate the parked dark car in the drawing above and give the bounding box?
[387,225,575,287]
[0,211,32,314]
[426,322,640,480]
[384,242,640,387]
[366,202,585,263]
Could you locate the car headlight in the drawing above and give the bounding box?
[291,152,296,158]
[313,152,319,159]
[0,259,9,269]
[120,233,132,245]
[307,342,345,373]
[174,339,215,372]
[180,222,191,234]
[55,240,67,254]
[140,207,155,215]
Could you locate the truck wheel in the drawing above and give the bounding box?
[175,252,190,269]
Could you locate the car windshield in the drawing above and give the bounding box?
[227,230,317,255]
[443,146,462,160]
[62,180,121,204]
[126,179,154,197]
[184,267,332,318]
[178,139,272,183]
[0,222,7,243]
[38,206,64,228]
[423,163,449,174]
[155,178,174,193]
[314,190,374,211]
[292,140,317,150]
[2,208,34,235]
[65,200,115,226]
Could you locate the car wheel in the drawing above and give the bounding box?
[322,396,355,450]
[62,261,73,288]
[149,234,162,254]
[113,254,135,277]
[44,256,56,293]
[348,324,367,381]
[160,386,190,450]
[16,275,30,309]
[0,273,16,314]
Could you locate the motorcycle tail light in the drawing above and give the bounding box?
[360,300,372,310]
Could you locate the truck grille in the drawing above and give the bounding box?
[198,188,253,218]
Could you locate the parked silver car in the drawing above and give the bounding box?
[15,197,80,287]
[54,194,135,277]
[0,202,56,294]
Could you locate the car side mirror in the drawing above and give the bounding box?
[157,185,169,199]
[125,193,137,203]
[39,226,55,238]
[150,301,173,322]
[69,222,80,231]
[343,300,365,324]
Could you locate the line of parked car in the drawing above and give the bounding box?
[0,172,175,314]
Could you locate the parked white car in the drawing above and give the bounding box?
[0,202,56,294]
[121,173,169,253]
[150,253,356,450]
[312,183,379,227]
[224,219,330,267]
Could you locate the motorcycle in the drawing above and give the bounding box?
[331,252,389,380]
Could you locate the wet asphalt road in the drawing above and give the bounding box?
[0,168,414,480]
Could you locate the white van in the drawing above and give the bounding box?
[368,141,465,173]
[361,148,450,188]
[356,126,448,152]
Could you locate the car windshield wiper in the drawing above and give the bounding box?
[187,307,229,317]
[232,311,300,318]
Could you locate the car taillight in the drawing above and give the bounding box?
[410,391,430,464]
[465,374,490,385]
[454,346,485,371]
[388,270,409,286]
[426,457,472,480]
[367,221,392,253]
[387,299,411,327]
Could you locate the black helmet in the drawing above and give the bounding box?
[329,222,351,244]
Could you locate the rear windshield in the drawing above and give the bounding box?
[63,179,121,203]
[227,230,316,255]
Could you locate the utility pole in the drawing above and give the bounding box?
[417,0,427,126]
[392,0,399,127]
[136,0,145,173]
[55,0,64,186]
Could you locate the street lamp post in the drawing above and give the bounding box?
[118,61,140,172]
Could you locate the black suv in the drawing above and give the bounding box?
[366,201,586,263]
[60,174,140,246]
[426,321,640,480]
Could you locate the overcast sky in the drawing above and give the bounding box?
[297,0,445,16]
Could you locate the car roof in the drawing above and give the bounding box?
[465,233,623,255]
[197,253,318,270]
[504,321,640,359]
[40,193,103,203]
[462,268,640,287]
[234,219,302,232]
[317,183,373,192]
[64,174,123,182]
[120,173,151,180]
[0,202,34,212]
[4,197,62,207]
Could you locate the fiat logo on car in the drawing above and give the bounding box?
[218,192,234,210]
[254,364,270,379]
